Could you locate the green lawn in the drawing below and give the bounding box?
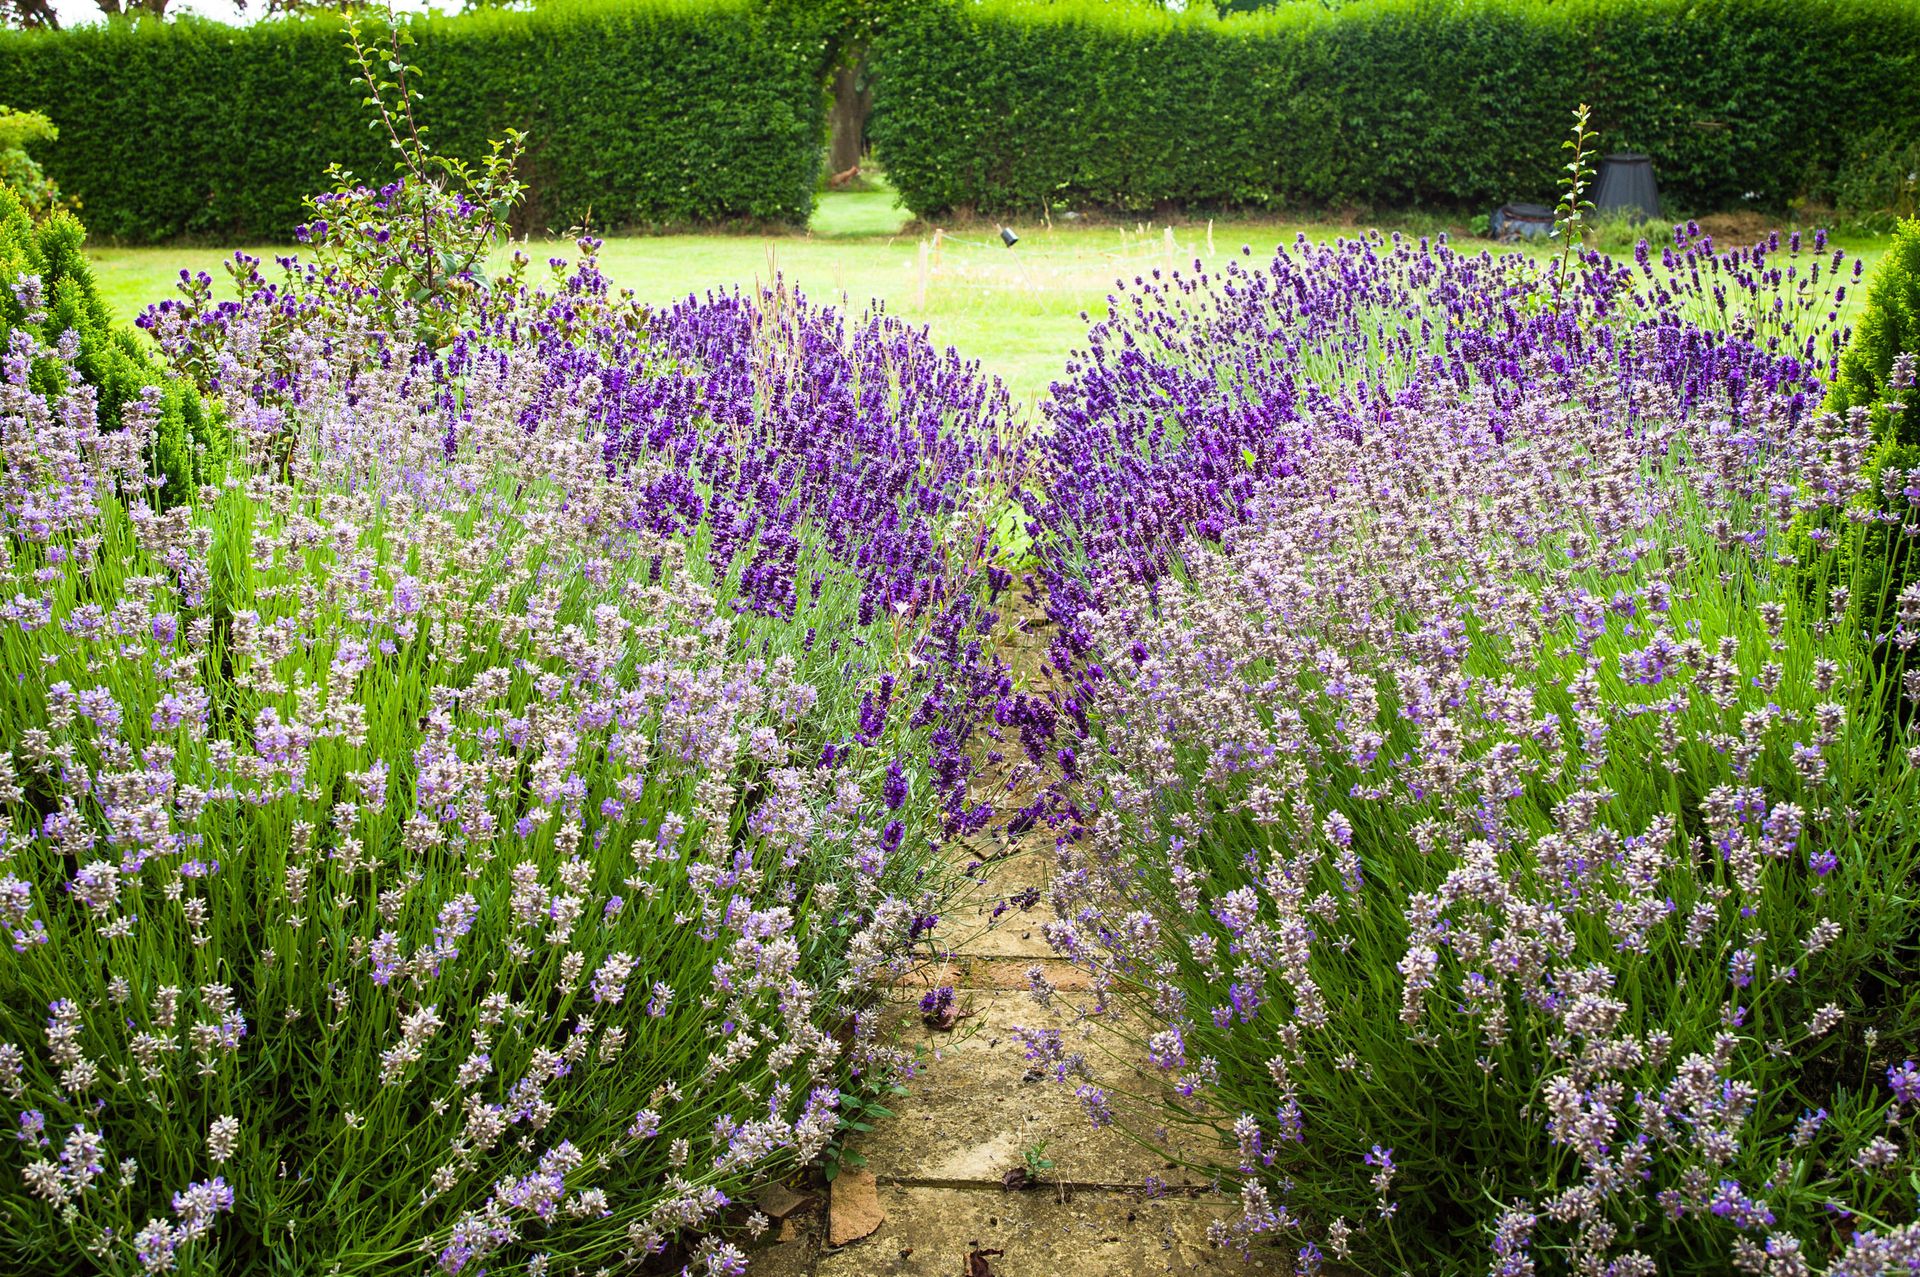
[83,185,1888,406]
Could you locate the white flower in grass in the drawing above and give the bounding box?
[1808,1003,1844,1036]
[1853,1136,1901,1173]
[207,1115,239,1164]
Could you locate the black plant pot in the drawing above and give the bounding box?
[1593,153,1659,222]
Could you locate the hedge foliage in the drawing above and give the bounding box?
[868,0,1920,219]
[0,0,839,242]
[1819,220,1920,727]
[0,185,220,504]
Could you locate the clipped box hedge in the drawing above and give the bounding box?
[0,0,837,242]
[868,0,1920,219]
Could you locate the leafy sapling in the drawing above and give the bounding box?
[1551,102,1598,314]
[300,3,529,342]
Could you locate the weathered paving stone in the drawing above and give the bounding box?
[925,860,1056,962]
[814,604,1264,1275]
[946,905,1056,962]
[896,958,1094,994]
[867,989,1217,1189]
[813,1184,1279,1276]
[747,1233,819,1277]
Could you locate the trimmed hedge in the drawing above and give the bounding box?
[0,0,839,242]
[868,0,1920,219]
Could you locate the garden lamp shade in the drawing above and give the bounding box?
[1000,227,1019,248]
[1593,153,1659,222]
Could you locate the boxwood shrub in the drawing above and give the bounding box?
[0,185,219,503]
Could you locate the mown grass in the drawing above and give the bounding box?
[83,184,1891,405]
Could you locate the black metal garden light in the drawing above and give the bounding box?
[1000,227,1019,248]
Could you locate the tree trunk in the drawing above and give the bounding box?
[828,60,871,176]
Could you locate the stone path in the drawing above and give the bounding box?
[748,615,1285,1277]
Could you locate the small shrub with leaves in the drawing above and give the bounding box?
[0,104,66,219]
[0,184,219,507]
[293,8,529,345]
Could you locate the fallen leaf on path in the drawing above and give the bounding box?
[827,1167,883,1246]
[965,1245,1007,1276]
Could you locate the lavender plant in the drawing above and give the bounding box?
[141,239,1027,837]
[1025,347,1920,1271]
[1,193,1022,1273]
[1028,224,1860,685]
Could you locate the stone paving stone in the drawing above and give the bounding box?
[897,958,1094,994]
[814,1184,1283,1276]
[926,853,1055,962]
[809,605,1274,1275]
[951,911,1055,961]
[866,988,1219,1189]
[748,1234,819,1277]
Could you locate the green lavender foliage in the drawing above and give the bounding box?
[0,185,218,506]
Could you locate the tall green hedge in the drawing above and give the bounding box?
[868,0,1920,219]
[0,0,839,242]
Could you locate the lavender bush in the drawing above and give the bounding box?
[1020,236,1920,1273]
[142,236,1026,837]
[1032,224,1855,620]
[0,200,1020,1271]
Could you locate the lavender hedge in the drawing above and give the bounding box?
[1004,230,1920,1272]
[0,198,1021,1269]
[1029,224,1858,663]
